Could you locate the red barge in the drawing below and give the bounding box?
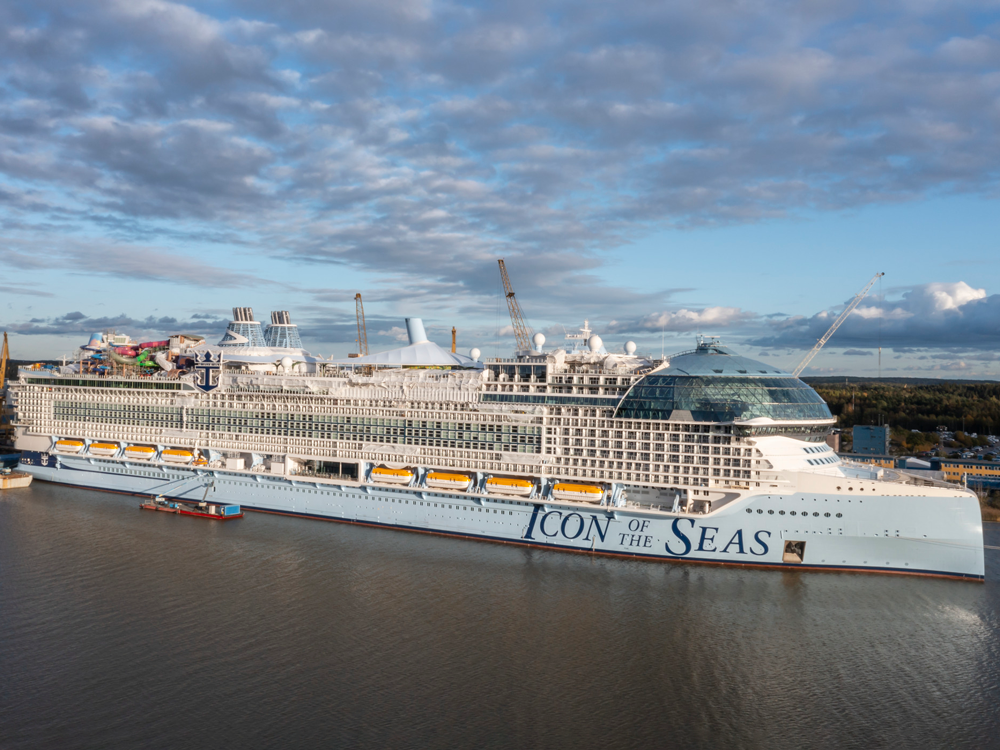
[140,496,243,520]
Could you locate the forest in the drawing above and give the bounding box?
[806,378,1000,437]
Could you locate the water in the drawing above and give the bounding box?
[2,482,999,749]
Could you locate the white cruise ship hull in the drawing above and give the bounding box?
[20,451,985,581]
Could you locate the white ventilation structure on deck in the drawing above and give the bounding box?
[218,307,267,348]
[265,310,303,349]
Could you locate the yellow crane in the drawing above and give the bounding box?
[498,259,533,352]
[1,332,11,446]
[0,332,8,391]
[355,293,369,357]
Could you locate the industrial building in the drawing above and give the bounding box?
[852,425,891,455]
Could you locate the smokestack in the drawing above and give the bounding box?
[452,327,456,353]
[405,318,429,345]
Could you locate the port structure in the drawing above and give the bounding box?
[793,272,885,377]
[498,259,534,353]
[0,332,8,391]
[355,293,369,357]
[1,332,13,446]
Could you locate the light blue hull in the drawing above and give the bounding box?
[19,451,985,580]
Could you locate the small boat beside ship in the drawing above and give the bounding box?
[140,495,243,520]
[1,467,32,490]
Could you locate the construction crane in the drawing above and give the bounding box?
[1,332,11,447]
[0,332,8,391]
[355,293,369,357]
[792,272,884,378]
[498,259,533,352]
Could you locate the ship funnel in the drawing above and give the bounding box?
[265,310,303,349]
[232,307,255,323]
[219,306,266,348]
[405,318,429,345]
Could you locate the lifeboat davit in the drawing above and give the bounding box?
[88,442,120,457]
[124,445,157,461]
[55,439,85,454]
[371,466,414,485]
[551,483,604,503]
[425,471,472,491]
[485,476,534,497]
[162,448,195,464]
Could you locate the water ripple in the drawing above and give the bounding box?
[1,482,999,749]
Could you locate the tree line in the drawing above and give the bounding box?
[809,380,1000,436]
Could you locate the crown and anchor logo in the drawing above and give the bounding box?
[193,350,222,392]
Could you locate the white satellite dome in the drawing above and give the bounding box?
[624,341,637,355]
[532,332,545,351]
[469,348,481,362]
[587,335,603,353]
[280,356,293,371]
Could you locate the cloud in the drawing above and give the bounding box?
[842,349,874,356]
[751,281,1000,351]
[0,284,54,298]
[1,0,1000,361]
[1,311,228,337]
[376,326,409,342]
[0,241,265,288]
[608,307,756,334]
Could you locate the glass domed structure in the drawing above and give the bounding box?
[615,340,832,423]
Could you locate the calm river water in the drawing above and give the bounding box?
[2,482,1000,749]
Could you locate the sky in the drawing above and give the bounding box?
[1,0,999,377]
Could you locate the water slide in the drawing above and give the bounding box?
[108,349,159,368]
[154,352,174,371]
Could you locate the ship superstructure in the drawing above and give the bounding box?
[7,310,985,580]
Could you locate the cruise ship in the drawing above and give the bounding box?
[8,308,984,580]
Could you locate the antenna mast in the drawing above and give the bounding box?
[792,272,884,378]
[355,293,369,357]
[498,259,533,352]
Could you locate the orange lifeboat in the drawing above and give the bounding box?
[88,442,119,457]
[162,448,195,464]
[551,483,604,503]
[371,466,415,485]
[124,445,156,461]
[55,439,85,454]
[485,476,534,497]
[425,471,472,491]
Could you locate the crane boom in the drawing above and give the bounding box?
[355,293,369,357]
[498,259,533,352]
[792,272,884,378]
[0,332,7,390]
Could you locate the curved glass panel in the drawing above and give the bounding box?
[616,375,833,422]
